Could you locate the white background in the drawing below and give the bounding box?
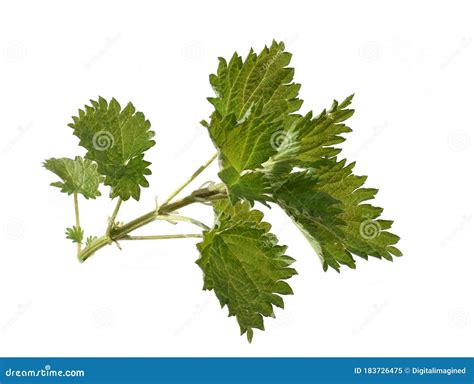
[0,0,473,357]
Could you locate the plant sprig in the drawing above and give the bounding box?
[44,40,401,342]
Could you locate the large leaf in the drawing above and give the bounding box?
[203,41,302,202]
[43,156,103,199]
[203,42,401,271]
[196,201,297,342]
[274,159,402,272]
[262,94,355,181]
[68,97,156,201]
[207,40,302,120]
[284,95,354,167]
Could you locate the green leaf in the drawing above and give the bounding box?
[203,41,401,271]
[196,200,297,342]
[204,41,302,202]
[85,236,98,247]
[259,95,355,190]
[276,95,355,168]
[68,97,156,201]
[43,156,103,199]
[267,96,401,271]
[274,159,402,272]
[65,225,84,244]
[207,40,302,120]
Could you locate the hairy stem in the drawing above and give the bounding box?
[161,153,218,206]
[77,235,112,262]
[112,183,225,240]
[106,198,122,235]
[122,234,203,240]
[74,192,81,255]
[77,183,226,263]
[156,214,210,230]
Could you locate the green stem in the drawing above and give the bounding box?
[106,198,122,235]
[74,192,81,255]
[156,214,210,230]
[122,234,203,240]
[161,153,217,206]
[112,183,225,240]
[77,235,112,262]
[77,183,227,263]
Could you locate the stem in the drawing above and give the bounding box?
[112,183,226,240]
[122,234,202,240]
[74,193,81,254]
[77,183,227,263]
[157,214,210,230]
[77,235,112,262]
[106,198,122,235]
[161,153,217,206]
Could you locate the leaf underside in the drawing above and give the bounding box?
[68,97,156,201]
[43,156,103,199]
[197,201,297,342]
[203,41,402,272]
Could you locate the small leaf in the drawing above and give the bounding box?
[85,236,98,247]
[68,97,156,201]
[66,226,84,244]
[196,200,297,342]
[43,156,103,199]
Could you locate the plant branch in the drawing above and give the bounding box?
[73,192,81,255]
[161,153,218,206]
[122,234,203,240]
[106,198,122,235]
[112,183,226,240]
[77,183,227,263]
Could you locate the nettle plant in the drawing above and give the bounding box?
[44,41,401,342]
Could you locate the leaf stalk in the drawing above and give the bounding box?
[122,234,202,240]
[161,153,218,206]
[73,192,81,255]
[106,197,122,235]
